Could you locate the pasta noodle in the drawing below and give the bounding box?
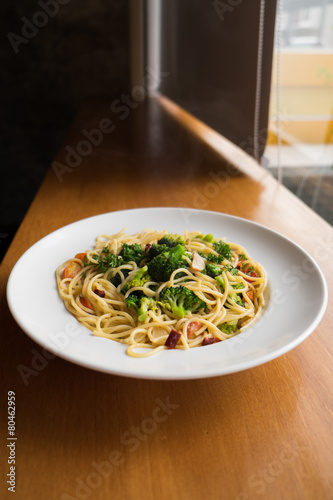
[56,229,267,357]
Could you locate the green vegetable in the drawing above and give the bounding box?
[204,233,214,242]
[205,253,224,264]
[215,276,225,289]
[93,248,124,273]
[206,263,222,278]
[83,255,90,267]
[218,319,238,334]
[157,234,186,248]
[159,286,207,318]
[148,243,170,260]
[200,259,239,277]
[196,233,214,242]
[213,240,232,261]
[121,266,151,294]
[147,244,186,282]
[110,269,130,288]
[223,264,238,276]
[201,233,214,242]
[125,293,157,322]
[233,283,244,289]
[119,243,144,265]
[225,283,245,307]
[229,291,245,307]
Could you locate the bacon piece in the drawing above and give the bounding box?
[94,289,105,298]
[187,321,203,339]
[165,330,181,349]
[202,336,215,346]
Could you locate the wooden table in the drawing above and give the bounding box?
[1,96,332,500]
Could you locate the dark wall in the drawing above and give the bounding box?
[0,0,130,257]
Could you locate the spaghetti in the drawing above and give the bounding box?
[56,229,267,357]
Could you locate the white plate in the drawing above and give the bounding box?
[7,208,328,380]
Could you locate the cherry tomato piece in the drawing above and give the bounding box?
[62,261,82,279]
[75,253,86,261]
[80,297,94,310]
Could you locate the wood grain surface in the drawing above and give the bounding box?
[1,96,332,500]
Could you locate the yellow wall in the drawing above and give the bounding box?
[268,52,333,144]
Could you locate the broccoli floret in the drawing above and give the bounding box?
[235,296,245,307]
[218,319,238,334]
[223,264,238,276]
[119,243,144,265]
[198,251,224,265]
[137,296,157,321]
[233,283,244,289]
[215,275,225,290]
[205,253,224,264]
[228,283,245,306]
[216,279,244,300]
[121,266,151,293]
[147,244,186,282]
[110,268,130,287]
[228,290,245,307]
[93,248,124,273]
[206,263,222,278]
[159,286,207,318]
[125,293,157,322]
[212,240,232,261]
[157,234,186,248]
[148,243,170,260]
[125,292,141,311]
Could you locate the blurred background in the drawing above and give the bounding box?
[0,0,130,260]
[1,0,332,263]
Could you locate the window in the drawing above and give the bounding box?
[133,0,277,160]
[266,0,333,225]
